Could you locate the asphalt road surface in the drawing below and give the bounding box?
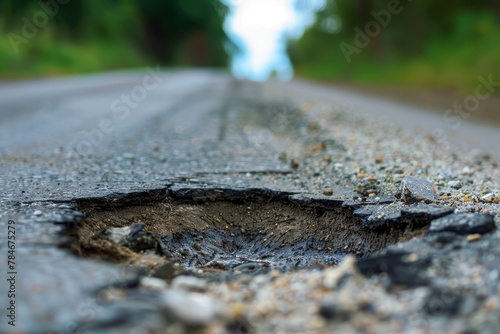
[0,70,499,333]
[1,70,499,160]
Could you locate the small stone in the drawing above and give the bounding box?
[171,275,207,292]
[151,261,176,280]
[437,171,452,181]
[461,166,473,175]
[481,193,494,201]
[140,276,167,290]
[130,254,165,271]
[310,142,326,153]
[466,233,482,242]
[485,297,499,311]
[356,181,378,196]
[323,155,332,163]
[334,163,344,169]
[101,222,158,252]
[447,180,463,189]
[407,253,419,262]
[428,213,496,235]
[33,210,43,216]
[161,290,215,326]
[374,156,384,164]
[482,192,500,203]
[122,153,136,159]
[323,255,356,289]
[323,188,333,196]
[368,193,376,197]
[230,302,246,318]
[319,300,354,321]
[318,303,337,320]
[97,288,126,303]
[290,160,299,169]
[401,176,436,203]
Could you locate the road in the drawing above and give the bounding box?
[0,70,499,333]
[271,79,499,161]
[1,70,498,160]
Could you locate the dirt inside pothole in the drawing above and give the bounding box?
[66,191,427,275]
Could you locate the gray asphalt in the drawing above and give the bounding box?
[3,70,497,159]
[0,69,297,333]
[0,69,499,333]
[278,79,500,161]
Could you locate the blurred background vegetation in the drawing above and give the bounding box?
[0,0,229,77]
[1,0,500,97]
[289,0,500,93]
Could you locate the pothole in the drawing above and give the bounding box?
[66,188,427,277]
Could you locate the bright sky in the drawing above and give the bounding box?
[224,0,323,81]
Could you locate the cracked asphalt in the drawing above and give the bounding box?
[0,69,499,333]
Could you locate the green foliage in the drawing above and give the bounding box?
[0,0,229,77]
[289,0,500,93]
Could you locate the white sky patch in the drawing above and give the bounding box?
[224,0,323,81]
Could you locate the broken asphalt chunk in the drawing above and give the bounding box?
[400,204,454,220]
[354,203,452,229]
[401,176,436,203]
[423,288,463,315]
[357,250,431,287]
[428,213,496,235]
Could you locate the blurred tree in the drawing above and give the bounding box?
[0,0,230,76]
[137,0,228,66]
[289,0,500,91]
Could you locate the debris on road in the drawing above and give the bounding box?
[428,213,496,235]
[401,176,436,203]
[102,222,159,252]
